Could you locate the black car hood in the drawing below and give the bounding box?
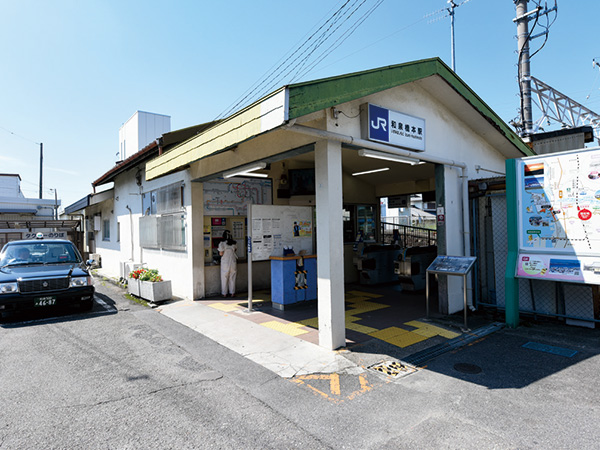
[0,263,89,282]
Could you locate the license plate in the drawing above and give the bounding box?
[34,296,57,307]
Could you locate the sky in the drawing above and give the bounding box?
[1,0,599,209]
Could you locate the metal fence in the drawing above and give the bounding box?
[473,191,598,325]
[380,221,437,247]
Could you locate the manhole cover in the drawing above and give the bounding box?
[368,360,417,377]
[453,363,482,374]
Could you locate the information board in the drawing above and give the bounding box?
[427,256,476,275]
[203,177,272,216]
[518,148,600,255]
[250,205,313,261]
[515,147,600,284]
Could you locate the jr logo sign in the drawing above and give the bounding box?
[368,104,389,142]
[363,103,426,152]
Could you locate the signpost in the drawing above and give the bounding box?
[426,255,477,331]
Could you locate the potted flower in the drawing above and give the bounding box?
[127,268,146,297]
[138,269,172,303]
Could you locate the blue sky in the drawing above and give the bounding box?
[1,0,598,208]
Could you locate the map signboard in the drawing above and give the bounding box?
[516,147,600,284]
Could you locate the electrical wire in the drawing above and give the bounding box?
[214,0,356,120]
[214,0,383,121]
[292,0,385,82]
[251,0,370,101]
[0,125,40,145]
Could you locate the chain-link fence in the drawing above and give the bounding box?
[474,190,598,325]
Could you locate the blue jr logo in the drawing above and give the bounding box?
[368,104,389,142]
[371,116,387,131]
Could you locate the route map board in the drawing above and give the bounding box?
[203,177,272,216]
[427,256,476,276]
[515,147,600,284]
[250,205,313,262]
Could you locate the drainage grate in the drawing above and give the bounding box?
[402,322,505,367]
[368,360,418,377]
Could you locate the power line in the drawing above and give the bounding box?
[214,0,355,120]
[0,125,40,145]
[214,0,384,121]
[292,0,385,82]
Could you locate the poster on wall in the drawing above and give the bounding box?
[203,177,272,216]
[517,148,600,256]
[515,147,600,284]
[250,205,314,261]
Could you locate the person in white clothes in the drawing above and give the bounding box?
[218,230,237,297]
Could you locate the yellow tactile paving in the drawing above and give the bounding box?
[344,315,363,323]
[369,326,408,340]
[346,322,379,334]
[385,332,428,347]
[346,303,390,314]
[346,290,383,298]
[208,302,241,312]
[345,296,370,304]
[405,320,460,339]
[261,320,310,336]
[297,317,319,329]
[369,326,429,347]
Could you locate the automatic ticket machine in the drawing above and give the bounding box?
[354,244,403,285]
[394,245,437,291]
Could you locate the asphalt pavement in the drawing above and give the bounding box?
[2,278,600,449]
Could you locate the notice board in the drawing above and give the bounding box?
[514,147,600,284]
[250,205,314,261]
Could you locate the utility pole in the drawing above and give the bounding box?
[53,189,58,220]
[426,0,472,73]
[514,0,535,136]
[448,1,458,72]
[513,0,557,137]
[39,142,43,199]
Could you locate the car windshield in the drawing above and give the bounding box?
[0,241,81,267]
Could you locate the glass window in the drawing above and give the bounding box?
[343,207,355,243]
[357,205,376,242]
[102,219,110,241]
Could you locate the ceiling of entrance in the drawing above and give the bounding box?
[281,146,435,195]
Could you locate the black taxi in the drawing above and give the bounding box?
[0,237,95,314]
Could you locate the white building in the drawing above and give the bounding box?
[118,111,171,162]
[74,58,533,350]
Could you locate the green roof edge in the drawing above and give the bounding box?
[287,57,533,157]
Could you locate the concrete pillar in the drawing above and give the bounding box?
[436,164,467,314]
[314,139,346,350]
[191,181,206,299]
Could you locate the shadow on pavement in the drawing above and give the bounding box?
[0,294,117,328]
[415,320,600,389]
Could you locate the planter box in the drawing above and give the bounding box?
[127,278,140,296]
[140,280,172,303]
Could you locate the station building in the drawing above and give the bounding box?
[70,58,534,349]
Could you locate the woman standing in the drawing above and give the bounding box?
[218,230,237,297]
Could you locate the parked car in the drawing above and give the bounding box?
[0,237,95,315]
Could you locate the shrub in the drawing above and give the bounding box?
[128,268,163,282]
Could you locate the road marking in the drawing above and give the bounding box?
[292,373,378,403]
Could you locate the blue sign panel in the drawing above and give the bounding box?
[364,103,426,152]
[368,104,390,143]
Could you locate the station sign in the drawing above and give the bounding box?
[361,103,425,152]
